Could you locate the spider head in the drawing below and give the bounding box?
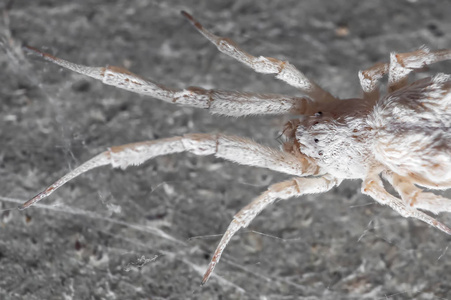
[296,114,335,161]
[294,99,374,178]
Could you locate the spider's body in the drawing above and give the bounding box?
[290,73,451,182]
[21,12,451,284]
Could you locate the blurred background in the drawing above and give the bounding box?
[1,0,451,299]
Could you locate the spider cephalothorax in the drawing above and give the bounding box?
[20,12,451,284]
[292,99,374,179]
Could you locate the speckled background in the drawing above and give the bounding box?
[1,1,451,299]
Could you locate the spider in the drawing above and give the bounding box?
[20,11,451,284]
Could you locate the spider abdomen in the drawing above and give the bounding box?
[371,74,451,186]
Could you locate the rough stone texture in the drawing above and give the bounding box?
[1,0,451,299]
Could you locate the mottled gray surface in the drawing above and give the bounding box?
[1,0,451,299]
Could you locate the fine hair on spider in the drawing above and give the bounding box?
[20,11,451,285]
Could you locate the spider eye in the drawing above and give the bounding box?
[314,138,319,143]
[318,150,324,156]
[314,111,323,117]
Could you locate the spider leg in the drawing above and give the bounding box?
[202,175,340,285]
[181,11,336,104]
[359,48,451,99]
[358,62,388,102]
[407,174,451,191]
[362,174,451,235]
[388,47,451,92]
[384,172,451,214]
[24,46,314,117]
[19,134,319,209]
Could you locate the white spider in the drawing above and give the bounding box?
[20,11,451,284]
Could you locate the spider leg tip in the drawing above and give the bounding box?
[22,45,57,62]
[180,11,202,30]
[201,260,218,285]
[201,274,209,286]
[22,45,42,56]
[17,200,33,210]
[180,10,192,21]
[18,192,47,210]
[17,201,30,211]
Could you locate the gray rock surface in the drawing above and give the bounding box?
[1,0,451,299]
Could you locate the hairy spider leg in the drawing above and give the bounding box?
[362,174,451,235]
[384,172,451,215]
[388,48,451,92]
[359,48,451,101]
[181,11,336,104]
[23,46,313,117]
[202,175,340,284]
[20,134,319,209]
